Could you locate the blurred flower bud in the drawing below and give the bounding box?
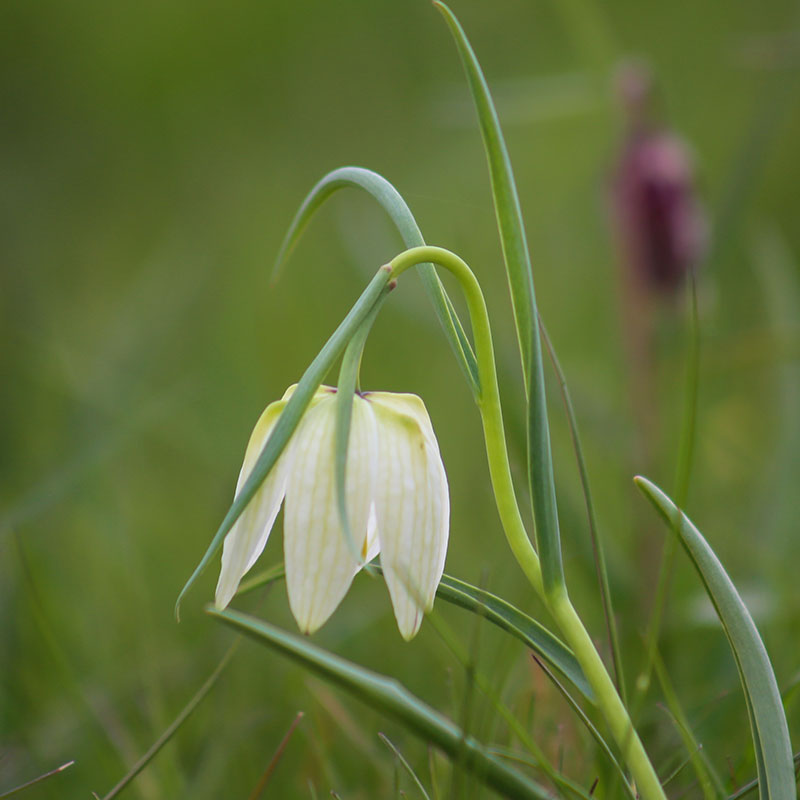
[611,61,707,293]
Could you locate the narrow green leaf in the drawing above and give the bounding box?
[207,606,555,800]
[635,476,795,799]
[435,574,593,703]
[431,4,534,384]
[235,563,592,704]
[274,165,479,396]
[434,1,564,595]
[175,267,392,618]
[729,753,800,800]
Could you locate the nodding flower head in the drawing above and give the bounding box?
[215,385,449,641]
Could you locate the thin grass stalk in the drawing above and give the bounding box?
[634,273,700,719]
[727,753,800,800]
[378,734,432,800]
[247,712,305,800]
[0,762,75,799]
[531,655,635,799]
[235,561,593,703]
[425,608,591,799]
[101,644,237,800]
[652,648,725,798]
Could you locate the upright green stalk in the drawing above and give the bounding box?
[389,246,667,800]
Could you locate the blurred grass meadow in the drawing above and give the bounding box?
[2,0,799,797]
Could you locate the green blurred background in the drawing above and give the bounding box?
[2,0,798,797]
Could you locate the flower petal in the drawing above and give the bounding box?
[284,394,377,634]
[363,503,380,563]
[215,399,290,609]
[369,394,449,640]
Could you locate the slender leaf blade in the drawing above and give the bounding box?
[175,267,392,617]
[435,574,593,702]
[274,165,479,395]
[434,1,564,595]
[208,606,555,800]
[431,3,535,383]
[334,294,388,563]
[235,563,593,703]
[635,476,795,799]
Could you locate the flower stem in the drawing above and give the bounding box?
[548,590,665,800]
[389,247,543,597]
[389,246,667,800]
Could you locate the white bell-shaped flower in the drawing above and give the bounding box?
[215,385,449,640]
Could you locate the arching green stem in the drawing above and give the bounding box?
[389,247,543,597]
[388,246,667,800]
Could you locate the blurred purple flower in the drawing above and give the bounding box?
[611,62,707,293]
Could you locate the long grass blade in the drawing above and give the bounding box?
[175,267,392,617]
[635,476,795,799]
[530,655,636,799]
[247,712,305,800]
[425,604,591,799]
[434,1,564,595]
[273,165,479,395]
[207,607,555,800]
[100,643,237,800]
[651,648,725,799]
[235,563,592,703]
[379,733,432,800]
[0,761,75,799]
[434,574,592,702]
